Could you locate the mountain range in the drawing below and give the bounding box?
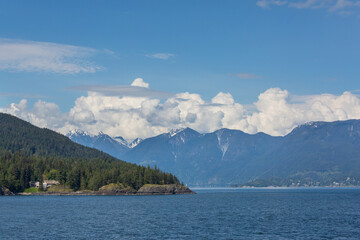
[66,129,140,159]
[67,120,360,187]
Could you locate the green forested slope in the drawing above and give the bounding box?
[0,113,115,159]
[0,113,179,193]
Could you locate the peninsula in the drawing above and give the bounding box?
[0,113,193,196]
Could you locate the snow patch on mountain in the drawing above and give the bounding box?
[216,129,230,159]
[114,136,128,146]
[128,138,143,148]
[168,128,185,137]
[304,121,320,128]
[67,129,94,138]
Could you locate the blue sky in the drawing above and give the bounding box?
[1,0,360,140]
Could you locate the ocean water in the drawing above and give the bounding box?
[1,188,360,239]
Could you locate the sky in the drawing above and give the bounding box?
[1,0,360,140]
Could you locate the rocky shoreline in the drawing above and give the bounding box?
[0,186,15,196]
[5,184,195,196]
[136,184,194,195]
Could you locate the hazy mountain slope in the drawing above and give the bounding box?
[256,120,360,179]
[124,120,360,186]
[124,128,200,169]
[123,128,280,186]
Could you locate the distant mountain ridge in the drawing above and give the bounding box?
[67,120,360,187]
[66,130,143,159]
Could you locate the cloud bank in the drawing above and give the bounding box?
[0,38,102,73]
[1,78,360,140]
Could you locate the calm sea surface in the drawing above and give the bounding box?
[1,188,360,239]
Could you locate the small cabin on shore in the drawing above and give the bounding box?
[29,180,60,189]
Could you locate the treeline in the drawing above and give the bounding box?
[0,151,179,193]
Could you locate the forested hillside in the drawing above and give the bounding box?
[0,113,114,159]
[0,113,179,193]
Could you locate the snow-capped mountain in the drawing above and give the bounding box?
[123,127,277,186]
[67,130,130,159]
[67,120,360,187]
[128,138,143,148]
[123,120,360,187]
[67,129,95,145]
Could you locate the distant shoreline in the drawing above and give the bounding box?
[190,186,360,190]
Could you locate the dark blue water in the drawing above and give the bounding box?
[1,188,360,239]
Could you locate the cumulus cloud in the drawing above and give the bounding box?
[146,53,175,60]
[131,78,149,88]
[1,78,360,140]
[257,0,360,13]
[0,38,102,73]
[1,99,67,130]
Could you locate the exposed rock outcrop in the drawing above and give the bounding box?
[97,183,136,195]
[0,186,15,196]
[137,184,195,195]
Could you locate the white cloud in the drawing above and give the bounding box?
[131,78,149,88]
[257,0,360,13]
[0,38,102,73]
[146,53,175,60]
[1,99,67,130]
[2,78,360,140]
